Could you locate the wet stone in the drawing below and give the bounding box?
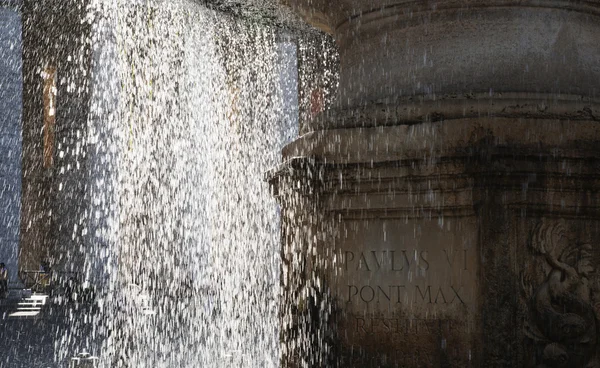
[272,1,600,367]
[333,218,479,367]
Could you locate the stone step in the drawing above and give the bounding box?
[19,298,46,303]
[7,310,42,318]
[17,303,44,307]
[1,292,49,319]
[19,299,46,304]
[13,307,43,311]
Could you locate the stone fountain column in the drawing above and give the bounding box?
[270,1,600,367]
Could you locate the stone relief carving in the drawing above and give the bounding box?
[522,219,600,368]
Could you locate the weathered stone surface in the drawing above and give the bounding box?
[519,218,600,367]
[272,1,600,367]
[284,0,600,109]
[272,122,600,366]
[333,217,479,366]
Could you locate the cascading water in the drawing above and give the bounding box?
[0,0,337,366]
[6,1,597,367]
[53,0,300,366]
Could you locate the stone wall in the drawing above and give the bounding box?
[272,1,600,367]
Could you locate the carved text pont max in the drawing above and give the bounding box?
[340,248,470,305]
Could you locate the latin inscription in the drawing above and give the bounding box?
[334,220,478,366]
[343,249,469,272]
[341,249,470,305]
[353,317,476,335]
[347,284,466,304]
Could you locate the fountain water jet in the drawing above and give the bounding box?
[15,0,331,366]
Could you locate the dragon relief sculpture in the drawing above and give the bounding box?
[522,219,600,368]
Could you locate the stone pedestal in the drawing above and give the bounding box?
[271,1,600,367]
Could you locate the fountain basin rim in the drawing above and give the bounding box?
[272,117,600,167]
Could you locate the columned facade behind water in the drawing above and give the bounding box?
[19,0,92,275]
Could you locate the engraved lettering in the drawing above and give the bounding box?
[450,285,466,305]
[420,250,430,271]
[416,285,432,303]
[391,250,403,271]
[345,251,354,271]
[443,249,456,266]
[360,285,375,303]
[347,285,358,302]
[434,287,447,304]
[382,318,392,331]
[371,317,380,332]
[377,285,391,302]
[353,317,468,335]
[358,252,371,271]
[393,285,406,303]
[371,250,385,270]
[355,317,366,333]
[402,250,412,269]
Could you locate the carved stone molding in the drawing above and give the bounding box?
[275,0,600,366]
[304,94,600,133]
[283,0,600,34]
[279,118,600,167]
[283,0,600,110]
